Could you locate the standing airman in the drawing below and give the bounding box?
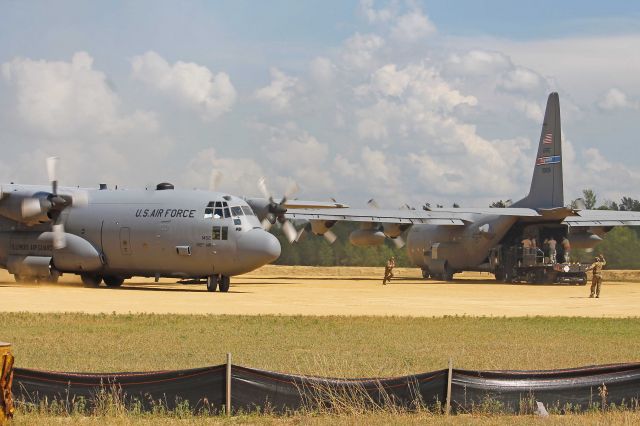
[548,236,557,264]
[587,255,606,298]
[561,236,571,263]
[383,256,396,285]
[521,236,532,255]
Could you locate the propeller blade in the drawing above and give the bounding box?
[52,223,66,249]
[261,218,273,231]
[281,181,299,204]
[258,177,271,199]
[281,220,297,244]
[367,199,379,209]
[323,229,337,244]
[21,198,43,218]
[47,156,59,195]
[70,190,89,207]
[210,171,223,191]
[295,226,307,243]
[392,236,405,249]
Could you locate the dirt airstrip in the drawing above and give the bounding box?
[1,266,639,317]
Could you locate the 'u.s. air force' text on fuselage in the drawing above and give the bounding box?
[134,208,197,218]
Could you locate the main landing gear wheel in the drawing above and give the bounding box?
[218,275,230,292]
[206,276,218,292]
[41,274,59,284]
[81,274,103,287]
[103,276,125,287]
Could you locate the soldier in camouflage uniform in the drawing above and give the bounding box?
[587,255,606,298]
[383,256,396,285]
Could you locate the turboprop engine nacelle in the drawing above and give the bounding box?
[382,223,410,239]
[0,193,51,224]
[567,230,603,250]
[309,220,335,235]
[349,229,386,246]
[49,233,104,272]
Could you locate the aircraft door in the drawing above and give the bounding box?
[100,216,136,270]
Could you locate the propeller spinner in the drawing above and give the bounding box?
[257,177,299,243]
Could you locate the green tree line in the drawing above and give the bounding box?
[570,190,640,269]
[273,222,411,267]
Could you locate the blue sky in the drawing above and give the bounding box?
[1,0,639,207]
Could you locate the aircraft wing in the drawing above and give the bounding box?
[428,207,540,217]
[283,199,349,209]
[564,210,640,227]
[285,206,540,225]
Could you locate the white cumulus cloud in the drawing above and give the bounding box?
[309,57,335,84]
[598,88,638,111]
[390,9,436,42]
[2,51,157,136]
[360,0,394,24]
[498,67,543,93]
[515,99,544,121]
[342,33,385,70]
[447,50,511,75]
[131,51,236,120]
[255,68,299,112]
[183,148,265,195]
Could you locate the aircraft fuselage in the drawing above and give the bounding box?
[0,184,281,282]
[406,215,517,276]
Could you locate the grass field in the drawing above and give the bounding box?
[3,313,640,375]
[4,312,640,424]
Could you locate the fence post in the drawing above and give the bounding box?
[445,357,453,415]
[0,341,14,422]
[226,353,232,416]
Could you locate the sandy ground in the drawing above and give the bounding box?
[1,266,639,317]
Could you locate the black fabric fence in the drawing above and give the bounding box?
[451,363,640,413]
[231,366,447,412]
[12,362,640,414]
[13,366,226,411]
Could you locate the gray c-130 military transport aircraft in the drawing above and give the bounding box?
[284,93,640,283]
[0,160,345,291]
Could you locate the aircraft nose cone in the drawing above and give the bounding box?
[237,229,281,268]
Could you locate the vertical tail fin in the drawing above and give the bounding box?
[512,92,564,209]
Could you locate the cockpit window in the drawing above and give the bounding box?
[204,202,214,219]
[214,201,223,218]
[231,206,244,216]
[205,201,231,219]
[241,206,255,216]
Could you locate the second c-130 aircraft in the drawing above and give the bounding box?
[284,93,640,283]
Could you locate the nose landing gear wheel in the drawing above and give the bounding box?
[206,276,218,292]
[218,275,230,292]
